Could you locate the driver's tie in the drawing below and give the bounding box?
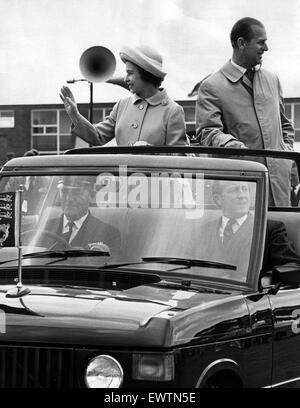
[62,221,75,243]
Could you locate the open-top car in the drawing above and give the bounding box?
[0,146,300,388]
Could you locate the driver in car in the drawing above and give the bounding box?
[42,175,121,254]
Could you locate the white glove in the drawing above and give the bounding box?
[223,140,247,148]
[132,141,153,146]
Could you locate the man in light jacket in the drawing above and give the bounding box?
[195,17,294,207]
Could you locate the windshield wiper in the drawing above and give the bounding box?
[113,294,172,307]
[142,257,236,270]
[157,280,231,295]
[0,249,110,266]
[23,249,110,259]
[102,257,236,270]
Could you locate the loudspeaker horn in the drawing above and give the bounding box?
[79,46,116,83]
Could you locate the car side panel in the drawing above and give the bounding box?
[268,288,300,387]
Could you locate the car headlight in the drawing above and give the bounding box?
[85,355,123,388]
[132,353,174,381]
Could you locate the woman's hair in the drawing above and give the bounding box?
[230,17,264,48]
[136,66,163,88]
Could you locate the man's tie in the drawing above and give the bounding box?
[241,69,254,96]
[245,68,254,82]
[223,218,237,245]
[62,220,75,243]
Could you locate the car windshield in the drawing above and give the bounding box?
[0,170,257,284]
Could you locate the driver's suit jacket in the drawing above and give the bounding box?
[42,212,121,256]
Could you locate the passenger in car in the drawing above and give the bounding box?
[200,180,300,275]
[60,45,189,147]
[41,176,121,254]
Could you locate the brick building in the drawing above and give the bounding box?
[0,98,299,165]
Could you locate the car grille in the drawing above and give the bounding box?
[0,345,76,388]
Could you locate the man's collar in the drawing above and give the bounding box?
[230,59,247,74]
[220,60,244,83]
[221,60,261,82]
[132,88,169,106]
[63,211,89,230]
[231,59,261,72]
[221,213,248,227]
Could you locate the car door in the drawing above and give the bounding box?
[244,293,273,387]
[268,286,300,387]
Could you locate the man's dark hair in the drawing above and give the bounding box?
[23,149,39,157]
[136,66,163,88]
[211,180,223,197]
[230,17,264,48]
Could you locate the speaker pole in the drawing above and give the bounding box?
[89,81,93,147]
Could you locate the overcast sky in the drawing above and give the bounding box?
[1,0,300,105]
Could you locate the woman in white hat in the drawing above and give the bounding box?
[60,45,188,146]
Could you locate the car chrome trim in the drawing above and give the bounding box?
[196,358,240,388]
[264,377,300,388]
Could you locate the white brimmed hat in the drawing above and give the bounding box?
[119,45,166,79]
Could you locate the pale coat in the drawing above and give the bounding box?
[72,89,188,146]
[195,61,295,207]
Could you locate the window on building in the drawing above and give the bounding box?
[104,107,112,118]
[179,104,196,140]
[285,103,300,144]
[294,104,300,131]
[294,104,300,144]
[182,105,195,124]
[91,107,113,124]
[284,102,300,152]
[285,103,292,119]
[31,109,73,154]
[0,110,15,128]
[59,110,72,133]
[92,108,104,124]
